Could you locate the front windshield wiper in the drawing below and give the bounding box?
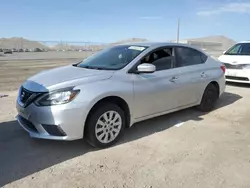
[78,65,106,70]
[73,63,116,70]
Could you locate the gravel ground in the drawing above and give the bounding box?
[0,59,80,91]
[0,56,250,188]
[0,51,94,61]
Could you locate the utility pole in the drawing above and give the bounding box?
[177,18,180,43]
[21,38,23,50]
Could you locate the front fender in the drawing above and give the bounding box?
[74,79,134,128]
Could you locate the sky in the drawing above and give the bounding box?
[0,0,250,43]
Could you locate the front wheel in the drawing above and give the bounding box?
[85,103,125,148]
[197,84,219,112]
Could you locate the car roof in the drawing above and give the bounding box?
[237,41,250,44]
[118,42,191,48]
[116,42,207,54]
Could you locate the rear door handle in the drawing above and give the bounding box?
[170,76,178,82]
[201,72,207,78]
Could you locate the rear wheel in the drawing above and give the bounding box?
[85,103,125,148]
[198,84,219,112]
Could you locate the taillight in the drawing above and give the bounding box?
[220,65,226,74]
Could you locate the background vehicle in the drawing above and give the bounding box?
[34,48,43,52]
[16,43,225,148]
[4,49,12,54]
[218,41,250,83]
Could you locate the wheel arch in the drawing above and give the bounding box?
[199,80,220,104]
[84,96,131,136]
[209,81,220,97]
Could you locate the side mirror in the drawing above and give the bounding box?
[137,63,156,73]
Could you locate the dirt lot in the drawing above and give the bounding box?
[0,56,250,188]
[0,51,94,61]
[0,54,84,91]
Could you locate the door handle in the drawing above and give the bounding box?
[201,72,206,78]
[170,76,178,82]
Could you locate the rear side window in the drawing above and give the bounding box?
[175,47,207,68]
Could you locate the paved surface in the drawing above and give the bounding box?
[0,56,250,188]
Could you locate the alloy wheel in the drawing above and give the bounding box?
[95,110,122,144]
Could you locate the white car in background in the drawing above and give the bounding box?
[218,41,250,83]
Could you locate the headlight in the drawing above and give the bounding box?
[242,64,250,69]
[36,88,80,106]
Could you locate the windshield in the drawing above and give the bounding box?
[76,45,147,70]
[225,43,250,55]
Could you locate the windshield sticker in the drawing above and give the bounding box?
[128,46,146,51]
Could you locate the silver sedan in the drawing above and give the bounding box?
[16,43,226,148]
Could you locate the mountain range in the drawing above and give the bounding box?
[0,36,236,51]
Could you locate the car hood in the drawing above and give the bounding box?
[218,55,250,64]
[23,65,114,92]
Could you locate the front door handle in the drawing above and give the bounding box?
[170,76,178,82]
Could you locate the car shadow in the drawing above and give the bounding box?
[120,91,242,144]
[0,121,95,186]
[0,92,242,186]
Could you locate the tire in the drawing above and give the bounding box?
[85,103,125,148]
[197,84,219,112]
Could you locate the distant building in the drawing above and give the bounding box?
[170,35,236,57]
[175,40,222,50]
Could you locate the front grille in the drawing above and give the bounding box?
[20,87,33,104]
[226,76,249,81]
[19,87,43,107]
[19,115,38,132]
[223,63,243,69]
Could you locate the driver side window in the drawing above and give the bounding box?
[141,47,174,71]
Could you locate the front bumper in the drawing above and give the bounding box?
[225,69,250,83]
[16,100,89,141]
